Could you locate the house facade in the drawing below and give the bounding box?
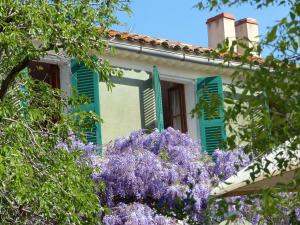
[27,13,260,154]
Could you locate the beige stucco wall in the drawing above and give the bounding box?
[103,51,236,142]
[100,68,155,144]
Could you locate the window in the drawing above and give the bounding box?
[161,81,187,133]
[28,61,60,88]
[27,61,61,124]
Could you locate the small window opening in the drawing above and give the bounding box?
[161,81,187,133]
[27,61,61,124]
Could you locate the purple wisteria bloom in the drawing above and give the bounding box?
[103,202,183,225]
[94,128,212,222]
[60,128,300,224]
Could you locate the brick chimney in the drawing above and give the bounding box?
[206,12,236,50]
[235,18,259,55]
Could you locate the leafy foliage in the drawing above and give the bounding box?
[193,0,300,154]
[194,0,300,222]
[0,0,130,101]
[0,77,103,224]
[0,1,130,223]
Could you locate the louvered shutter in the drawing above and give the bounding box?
[250,92,271,142]
[71,59,102,147]
[152,66,164,132]
[197,76,226,155]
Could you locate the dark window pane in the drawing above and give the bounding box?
[28,61,60,88]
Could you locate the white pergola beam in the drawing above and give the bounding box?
[211,141,300,197]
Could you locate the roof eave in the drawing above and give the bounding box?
[109,40,258,71]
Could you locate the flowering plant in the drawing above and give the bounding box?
[70,128,300,224]
[92,128,212,223]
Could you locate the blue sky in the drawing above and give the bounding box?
[113,1,289,54]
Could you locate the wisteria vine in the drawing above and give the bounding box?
[58,128,300,224]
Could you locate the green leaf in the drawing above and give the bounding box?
[266,25,278,43]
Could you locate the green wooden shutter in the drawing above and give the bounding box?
[197,76,226,155]
[152,65,164,132]
[71,59,102,148]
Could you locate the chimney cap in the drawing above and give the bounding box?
[206,12,235,24]
[235,18,258,26]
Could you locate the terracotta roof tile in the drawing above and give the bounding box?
[106,29,213,54]
[105,29,263,64]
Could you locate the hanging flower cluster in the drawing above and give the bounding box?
[93,128,213,223]
[60,128,300,224]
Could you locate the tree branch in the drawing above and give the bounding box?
[0,56,29,101]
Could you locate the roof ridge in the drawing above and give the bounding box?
[110,29,202,46]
